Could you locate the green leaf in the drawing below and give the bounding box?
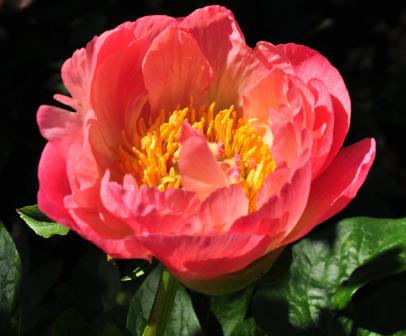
[210,285,254,336]
[231,318,257,336]
[252,217,406,335]
[17,205,69,238]
[127,265,201,336]
[0,221,21,330]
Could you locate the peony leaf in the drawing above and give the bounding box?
[252,217,406,335]
[210,285,254,336]
[17,205,69,238]
[127,265,201,336]
[0,221,21,329]
[231,317,257,336]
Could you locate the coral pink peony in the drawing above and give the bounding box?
[37,6,375,294]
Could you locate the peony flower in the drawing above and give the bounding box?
[37,5,375,294]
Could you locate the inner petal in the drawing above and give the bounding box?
[116,102,276,211]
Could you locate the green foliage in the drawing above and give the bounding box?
[252,217,406,335]
[127,265,201,336]
[210,286,255,336]
[17,205,69,238]
[0,221,21,334]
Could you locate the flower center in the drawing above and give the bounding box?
[117,103,275,211]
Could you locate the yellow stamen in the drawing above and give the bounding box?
[116,103,275,211]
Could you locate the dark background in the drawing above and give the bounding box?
[0,0,405,334]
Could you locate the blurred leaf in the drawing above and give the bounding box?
[53,309,95,336]
[252,217,406,335]
[231,317,257,336]
[69,250,121,314]
[17,205,69,238]
[127,265,201,335]
[210,285,254,336]
[0,221,21,327]
[127,265,161,335]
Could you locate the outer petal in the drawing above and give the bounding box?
[100,172,200,235]
[37,105,80,141]
[283,138,376,244]
[179,5,267,109]
[38,141,74,228]
[276,43,351,171]
[61,15,177,113]
[254,41,295,74]
[136,233,271,280]
[142,26,213,112]
[306,78,334,178]
[118,15,179,41]
[69,206,151,260]
[178,131,229,200]
[91,38,150,144]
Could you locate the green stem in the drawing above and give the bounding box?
[142,268,179,336]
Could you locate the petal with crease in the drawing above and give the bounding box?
[37,105,80,141]
[136,233,270,280]
[142,26,213,112]
[38,141,74,228]
[283,138,376,244]
[179,132,229,200]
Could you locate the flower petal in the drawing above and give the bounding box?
[62,15,177,113]
[199,184,248,234]
[136,233,271,280]
[142,26,213,112]
[68,206,151,260]
[283,138,376,244]
[178,130,229,200]
[179,5,267,108]
[91,38,150,144]
[231,132,312,248]
[38,141,74,228]
[100,171,201,235]
[276,43,351,171]
[37,105,80,141]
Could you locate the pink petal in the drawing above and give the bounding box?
[69,206,151,260]
[142,26,212,112]
[119,15,180,41]
[179,5,267,108]
[243,69,289,125]
[91,38,150,144]
[199,184,248,234]
[277,43,350,117]
[37,105,80,141]
[179,131,229,200]
[136,233,271,280]
[307,78,335,178]
[276,43,351,170]
[178,121,205,143]
[256,128,312,205]
[65,136,100,205]
[100,171,201,235]
[283,138,376,244]
[62,16,177,114]
[243,71,314,168]
[254,41,295,74]
[38,141,74,228]
[231,142,312,249]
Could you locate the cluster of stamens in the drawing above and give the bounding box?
[117,103,275,211]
